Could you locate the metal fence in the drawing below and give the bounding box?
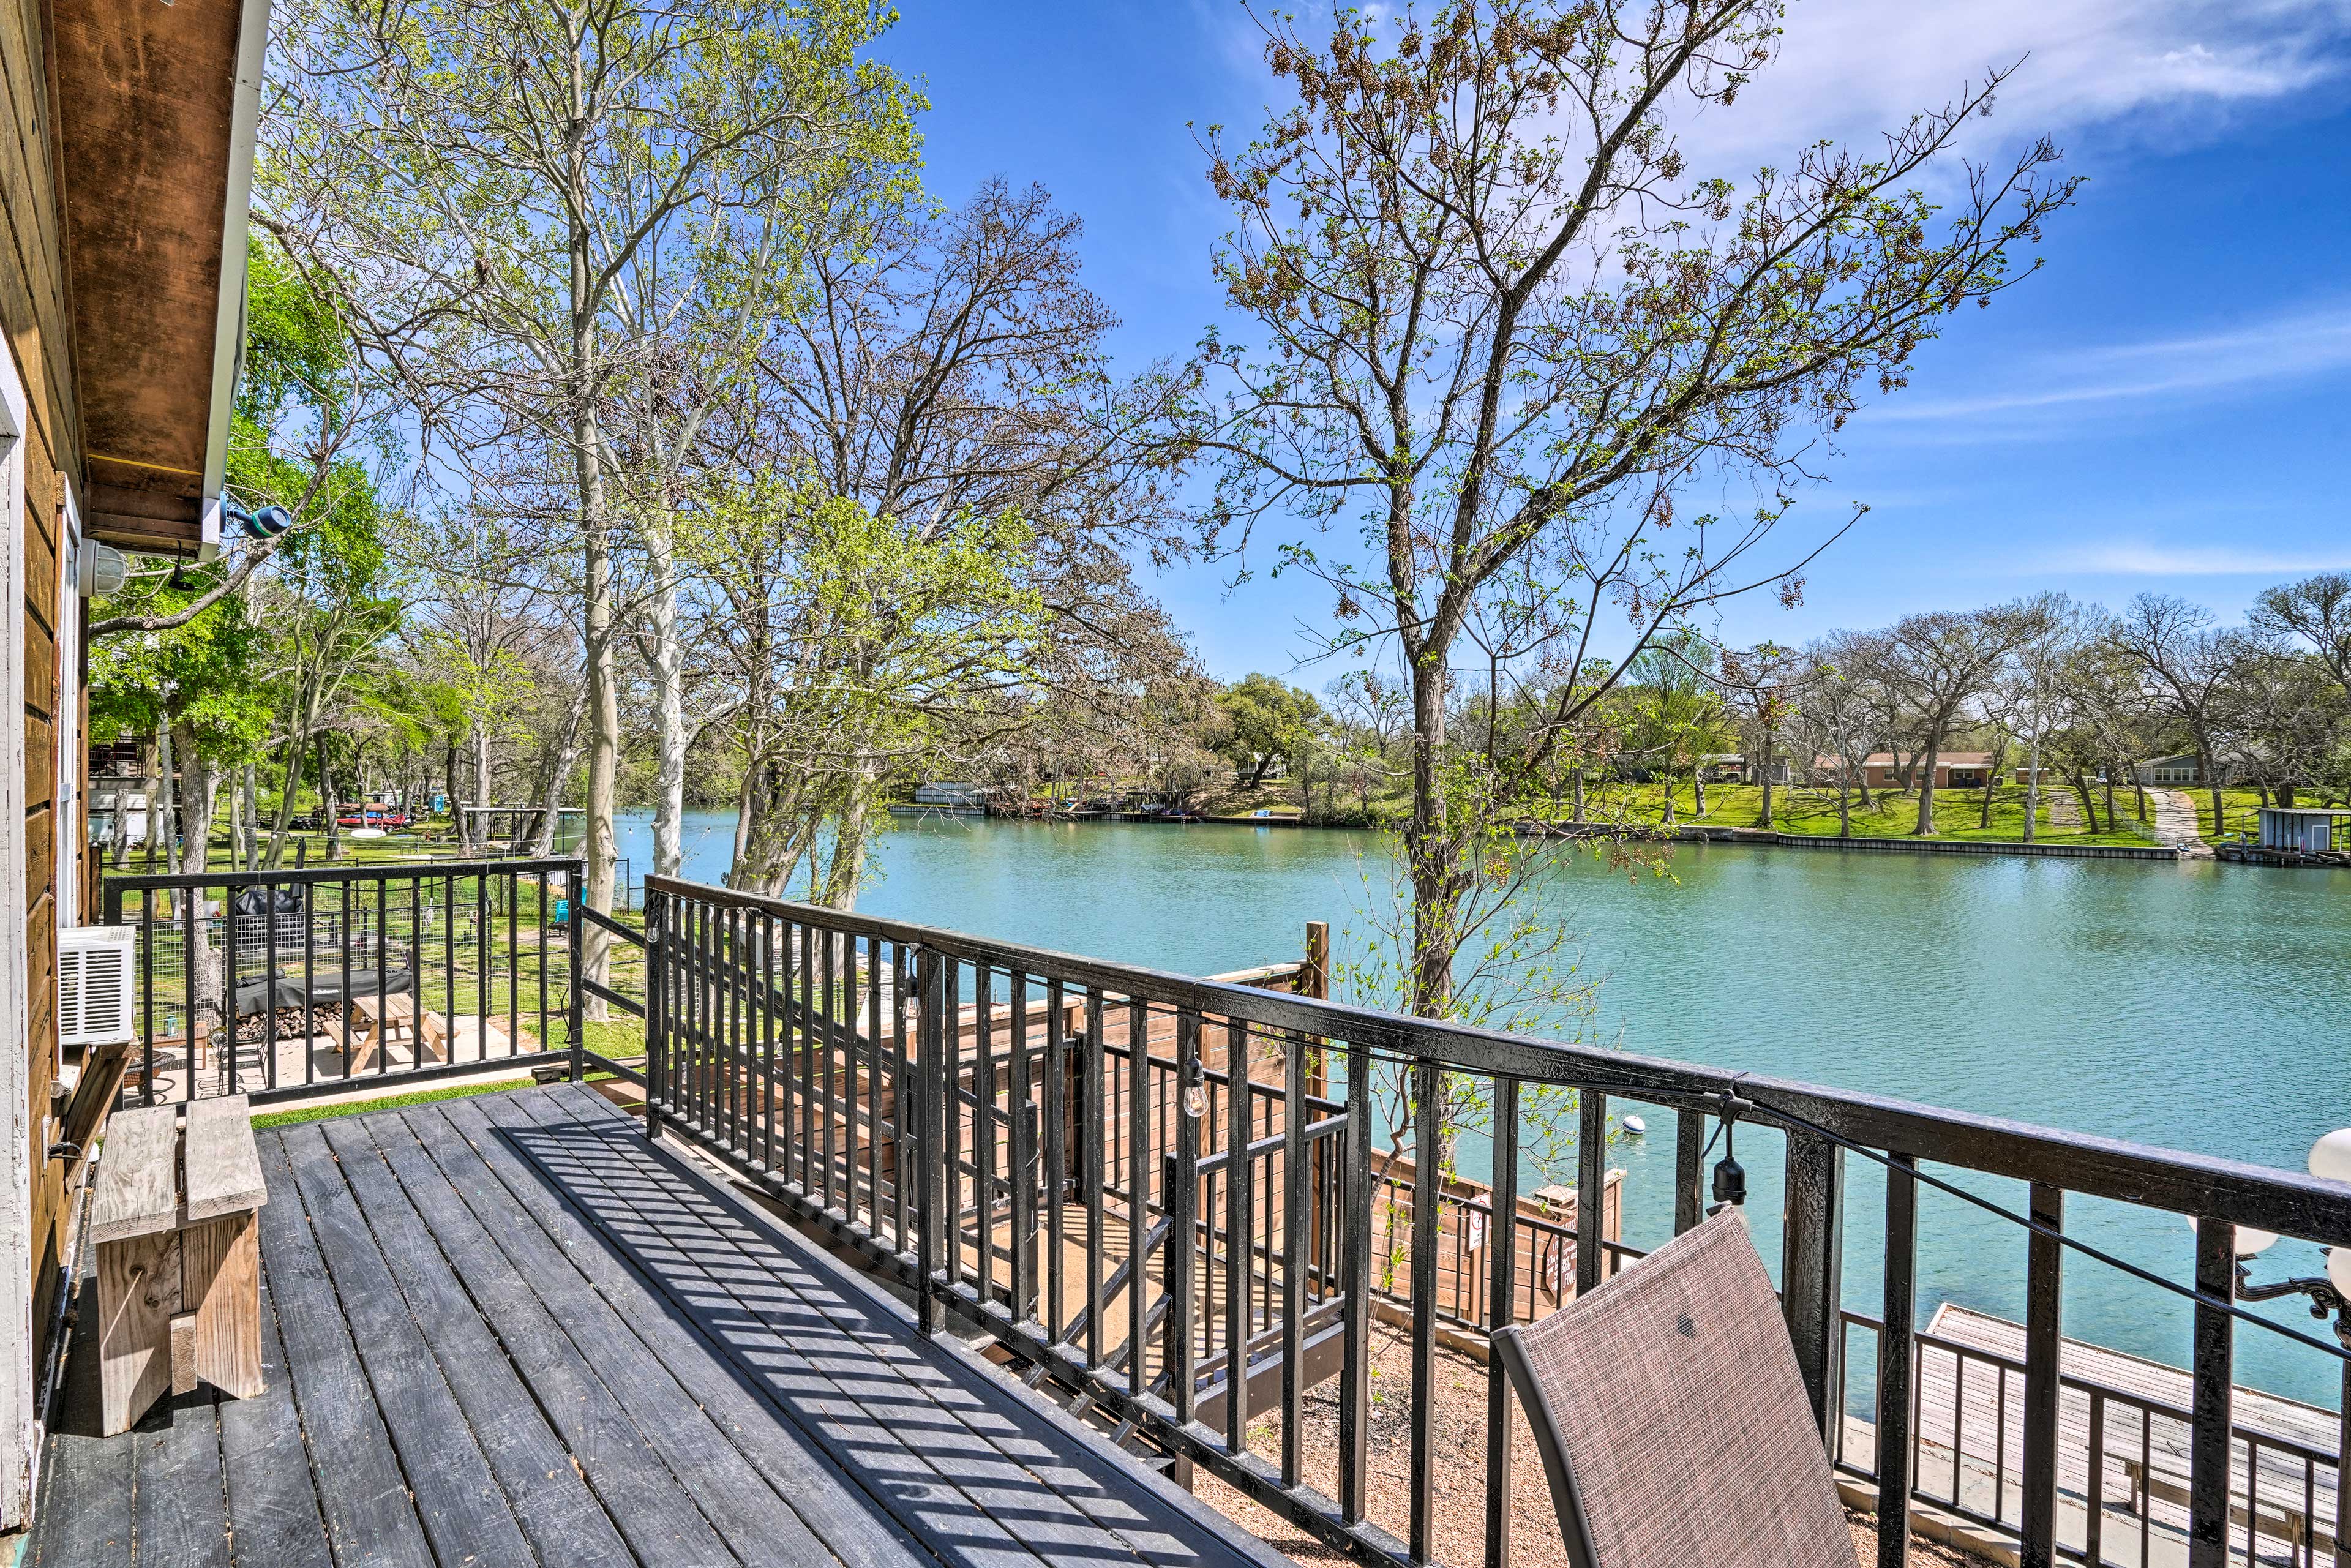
[636,872,2351,1568]
[102,858,598,1106]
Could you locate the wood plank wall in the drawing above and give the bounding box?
[2,0,83,1373]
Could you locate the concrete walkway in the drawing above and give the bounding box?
[2147,788,2211,855]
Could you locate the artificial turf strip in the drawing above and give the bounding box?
[250,1072,620,1130]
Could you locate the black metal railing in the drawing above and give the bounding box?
[102,858,599,1106]
[637,873,2351,1568]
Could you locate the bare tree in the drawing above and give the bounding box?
[1875,599,2055,835]
[2251,573,2351,692]
[2112,594,2247,831]
[1178,1,2076,1015]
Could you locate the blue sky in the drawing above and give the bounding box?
[880,2,2351,683]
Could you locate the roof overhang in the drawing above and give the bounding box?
[54,0,271,561]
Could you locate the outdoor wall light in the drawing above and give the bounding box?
[2205,1128,2351,1352]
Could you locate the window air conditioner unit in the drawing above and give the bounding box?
[60,925,137,1048]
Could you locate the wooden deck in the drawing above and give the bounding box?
[29,1082,1292,1568]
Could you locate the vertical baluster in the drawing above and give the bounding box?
[2022,1182,2064,1567]
[1226,1017,1253,1457]
[1783,1129,1847,1441]
[2084,1389,2105,1567]
[915,948,945,1337]
[333,880,350,1088]
[261,877,279,1093]
[1010,971,1035,1322]
[473,870,487,1067]
[1339,1037,1371,1525]
[1878,1153,1918,1568]
[1043,979,1068,1340]
[2188,1219,2236,1568]
[1084,986,1106,1371]
[441,874,454,1087]
[505,871,517,1064]
[220,876,239,1098]
[894,943,912,1250]
[762,912,778,1172]
[1166,1008,1201,1486]
[1485,1076,1521,1568]
[976,966,997,1307]
[1127,997,1150,1398]
[780,920,799,1176]
[820,928,839,1209]
[138,895,156,1103]
[1281,1018,1308,1489]
[643,889,666,1136]
[942,956,963,1288]
[1577,1091,1607,1296]
[1409,1059,1439,1562]
[866,935,883,1230]
[2333,1362,2349,1568]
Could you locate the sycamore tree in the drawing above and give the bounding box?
[264,0,916,992]
[688,475,1044,902]
[1176,0,2077,1019]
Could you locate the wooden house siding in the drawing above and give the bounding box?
[1,0,79,1489]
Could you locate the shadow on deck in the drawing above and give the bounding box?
[30,1082,1289,1568]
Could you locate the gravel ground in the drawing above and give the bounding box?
[1191,1320,1981,1567]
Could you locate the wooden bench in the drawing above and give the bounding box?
[91,1095,269,1435]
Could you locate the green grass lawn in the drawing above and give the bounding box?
[1540,781,2158,846]
[2187,789,2270,841]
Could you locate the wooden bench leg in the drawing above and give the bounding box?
[98,1231,181,1436]
[181,1212,263,1399]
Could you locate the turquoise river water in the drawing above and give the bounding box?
[618,810,2350,1412]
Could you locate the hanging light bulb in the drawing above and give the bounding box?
[1184,1069,1207,1120]
[2309,1128,2351,1187]
[2185,1215,2282,1255]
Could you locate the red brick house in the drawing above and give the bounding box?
[1863,752,2004,790]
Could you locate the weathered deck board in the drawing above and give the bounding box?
[361,1102,744,1564]
[500,1084,1283,1567]
[315,1115,634,1567]
[29,1082,1291,1568]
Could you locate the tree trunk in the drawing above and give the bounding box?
[320,735,342,861]
[2069,770,2098,831]
[1914,736,1943,835]
[115,737,154,868]
[1693,769,1706,817]
[527,680,589,857]
[150,721,176,871]
[2021,742,2039,844]
[1404,662,1457,1020]
[1836,775,1851,838]
[1571,768,1584,825]
[1756,739,1775,828]
[2101,773,2115,834]
[646,512,687,879]
[172,722,222,1033]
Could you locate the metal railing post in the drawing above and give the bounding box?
[1783,1129,1847,1445]
[915,947,945,1338]
[643,887,667,1140]
[567,859,587,1082]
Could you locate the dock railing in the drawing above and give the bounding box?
[636,872,2351,1568]
[100,858,607,1106]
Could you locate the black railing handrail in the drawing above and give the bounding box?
[644,874,2351,1248]
[107,856,587,893]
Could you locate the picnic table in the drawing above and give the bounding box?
[334,992,450,1075]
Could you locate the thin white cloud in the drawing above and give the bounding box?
[1875,304,2351,422]
[2029,542,2351,576]
[1668,0,2351,175]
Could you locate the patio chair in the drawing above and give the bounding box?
[1492,1207,1851,1568]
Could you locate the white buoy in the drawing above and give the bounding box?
[1621,1114,1648,1136]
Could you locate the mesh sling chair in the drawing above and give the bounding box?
[1491,1207,1853,1568]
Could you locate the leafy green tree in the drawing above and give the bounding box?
[1215,674,1324,789]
